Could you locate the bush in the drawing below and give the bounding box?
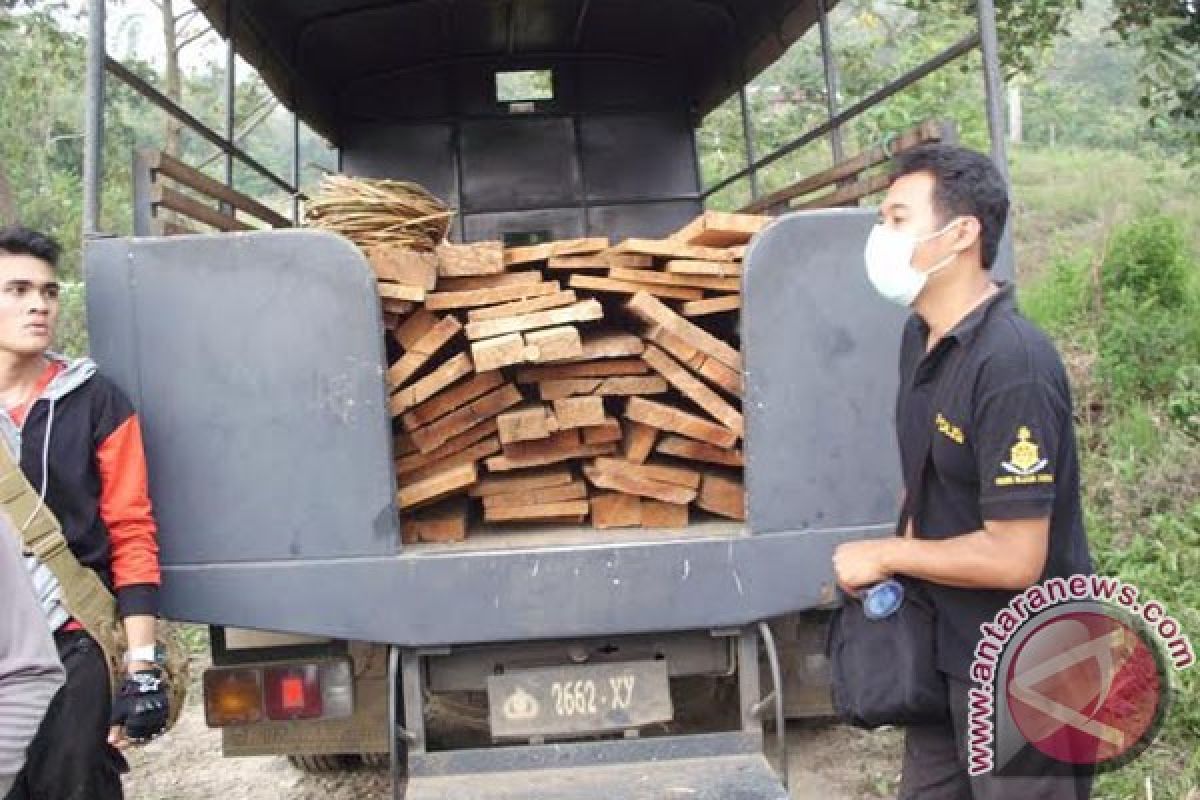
[1101,215,1191,310]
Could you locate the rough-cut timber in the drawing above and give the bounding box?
[468,466,574,497]
[608,268,741,293]
[425,281,561,311]
[504,237,609,266]
[465,299,604,341]
[516,358,649,383]
[402,370,504,431]
[546,255,610,271]
[481,481,589,510]
[644,326,743,397]
[387,315,462,387]
[393,309,439,350]
[560,333,644,362]
[640,501,689,528]
[664,260,742,278]
[439,272,542,292]
[401,497,469,544]
[552,396,606,430]
[435,241,505,277]
[582,463,697,505]
[524,326,583,362]
[538,375,668,401]
[402,437,502,484]
[590,492,643,529]
[681,295,742,317]
[388,352,475,417]
[697,472,746,521]
[497,405,560,444]
[397,462,477,510]
[625,292,741,372]
[641,344,744,436]
[568,274,704,301]
[656,435,744,467]
[396,419,500,474]
[624,396,739,449]
[671,211,770,248]
[611,238,734,263]
[367,245,438,289]
[581,419,623,445]
[622,420,658,464]
[484,500,590,523]
[486,434,616,471]
[592,457,701,489]
[466,291,577,322]
[471,333,528,372]
[410,383,522,453]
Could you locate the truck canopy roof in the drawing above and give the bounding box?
[201,0,833,143]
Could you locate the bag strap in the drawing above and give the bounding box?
[0,442,122,688]
[896,345,959,537]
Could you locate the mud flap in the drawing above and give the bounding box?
[404,753,788,799]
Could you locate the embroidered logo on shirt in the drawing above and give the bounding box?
[996,426,1054,486]
[935,412,965,445]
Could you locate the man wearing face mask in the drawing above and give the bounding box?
[833,145,1093,799]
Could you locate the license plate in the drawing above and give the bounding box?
[487,660,672,739]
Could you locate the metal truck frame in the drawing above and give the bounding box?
[80,2,1012,797]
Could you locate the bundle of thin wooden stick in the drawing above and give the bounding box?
[304,175,455,251]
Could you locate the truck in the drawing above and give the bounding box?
[79,1,1014,797]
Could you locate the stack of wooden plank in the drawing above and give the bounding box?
[353,210,769,543]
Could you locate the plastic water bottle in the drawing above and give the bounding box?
[863,579,905,620]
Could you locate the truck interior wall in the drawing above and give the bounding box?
[338,58,703,243]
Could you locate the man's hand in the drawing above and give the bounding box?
[109,668,169,747]
[832,539,894,594]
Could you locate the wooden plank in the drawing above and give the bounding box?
[397,462,477,510]
[590,492,642,529]
[467,291,577,322]
[656,435,744,467]
[641,501,689,528]
[497,405,560,445]
[394,431,418,456]
[482,481,588,510]
[504,237,609,266]
[387,315,462,387]
[697,472,746,520]
[393,309,439,350]
[366,246,438,289]
[438,272,542,292]
[568,274,704,302]
[625,292,742,372]
[552,396,606,429]
[498,428,579,457]
[401,497,470,544]
[581,418,623,445]
[602,252,654,269]
[389,352,475,417]
[401,436,502,485]
[484,500,590,523]
[402,370,504,431]
[671,211,770,248]
[582,464,697,505]
[611,238,734,263]
[378,282,426,303]
[623,420,657,464]
[609,268,740,293]
[144,149,290,228]
[396,420,500,475]
[486,439,617,472]
[559,333,644,362]
[524,326,583,362]
[382,299,415,316]
[465,299,604,341]
[469,466,574,498]
[624,396,738,449]
[593,457,701,489]
[516,359,648,383]
[546,255,610,271]
[641,345,743,436]
[435,241,505,277]
[410,383,523,453]
[792,172,892,212]
[425,281,560,311]
[471,333,528,372]
[151,184,252,232]
[646,326,743,397]
[538,375,668,401]
[681,295,742,317]
[664,260,742,278]
[740,119,944,215]
[727,245,747,260]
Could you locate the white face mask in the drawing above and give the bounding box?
[863,220,960,307]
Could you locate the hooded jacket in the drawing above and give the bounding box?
[4,355,160,628]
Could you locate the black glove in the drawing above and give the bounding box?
[111,668,169,742]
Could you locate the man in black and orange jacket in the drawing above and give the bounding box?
[0,227,168,800]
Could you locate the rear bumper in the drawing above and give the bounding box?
[161,524,887,646]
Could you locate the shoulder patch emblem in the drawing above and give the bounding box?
[1001,426,1048,477]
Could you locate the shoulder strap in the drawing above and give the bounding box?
[0,442,121,688]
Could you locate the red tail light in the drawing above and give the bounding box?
[264,665,323,720]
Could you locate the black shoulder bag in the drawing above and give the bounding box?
[826,423,949,728]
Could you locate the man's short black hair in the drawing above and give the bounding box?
[891,144,1010,270]
[0,226,61,269]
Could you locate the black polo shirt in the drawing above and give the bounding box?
[895,282,1092,682]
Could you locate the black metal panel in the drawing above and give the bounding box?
[577,60,685,111]
[454,58,578,117]
[580,113,698,203]
[340,66,453,122]
[587,202,701,241]
[459,117,581,212]
[295,2,449,85]
[743,209,907,534]
[463,208,585,243]
[84,232,399,565]
[340,123,458,207]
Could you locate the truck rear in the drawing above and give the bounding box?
[80,1,1013,796]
